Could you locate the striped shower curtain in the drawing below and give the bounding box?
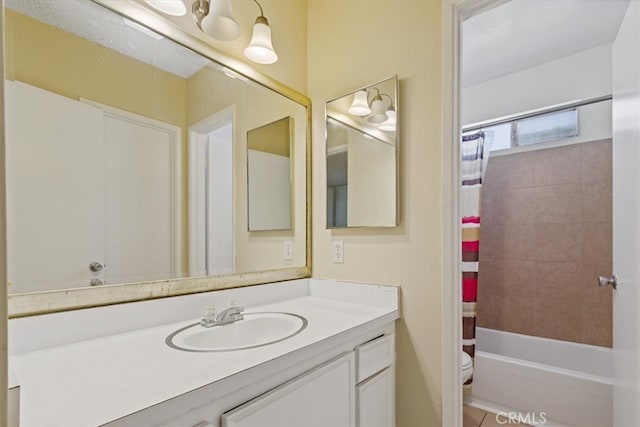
[461,131,488,388]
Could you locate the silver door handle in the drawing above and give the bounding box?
[598,275,618,290]
[89,262,104,272]
[90,278,104,286]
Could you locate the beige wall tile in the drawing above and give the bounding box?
[583,222,613,264]
[491,187,536,224]
[534,297,584,343]
[534,144,583,186]
[583,139,612,183]
[476,294,495,329]
[534,184,583,223]
[490,261,536,298]
[480,142,612,346]
[478,260,495,296]
[480,189,494,225]
[491,224,537,261]
[584,299,613,347]
[534,223,584,262]
[583,181,612,222]
[492,295,535,335]
[485,152,535,189]
[535,262,583,301]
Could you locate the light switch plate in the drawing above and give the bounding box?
[332,240,344,263]
[284,240,293,261]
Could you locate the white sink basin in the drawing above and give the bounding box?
[167,312,307,352]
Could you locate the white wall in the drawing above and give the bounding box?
[462,44,612,125]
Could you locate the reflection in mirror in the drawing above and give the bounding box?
[247,117,293,231]
[4,0,307,297]
[326,76,399,228]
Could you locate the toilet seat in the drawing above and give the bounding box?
[461,351,472,369]
[461,351,473,383]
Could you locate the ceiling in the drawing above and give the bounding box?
[462,0,630,87]
[6,0,210,79]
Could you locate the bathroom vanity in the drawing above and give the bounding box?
[9,279,399,426]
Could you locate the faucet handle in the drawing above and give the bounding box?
[230,301,244,312]
[201,305,216,322]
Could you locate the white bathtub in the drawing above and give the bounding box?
[464,328,613,427]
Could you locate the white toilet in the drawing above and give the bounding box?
[461,351,473,383]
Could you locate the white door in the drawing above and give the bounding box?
[612,2,640,426]
[102,110,177,284]
[5,81,105,292]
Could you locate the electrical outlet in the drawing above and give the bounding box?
[332,240,344,263]
[284,240,293,261]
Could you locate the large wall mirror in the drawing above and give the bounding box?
[326,76,399,228]
[5,0,310,317]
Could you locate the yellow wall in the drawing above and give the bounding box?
[308,1,444,425]
[186,65,307,272]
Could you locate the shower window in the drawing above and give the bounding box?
[515,109,578,146]
[463,108,580,152]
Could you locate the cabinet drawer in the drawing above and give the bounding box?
[356,334,394,383]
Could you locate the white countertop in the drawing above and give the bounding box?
[10,280,399,426]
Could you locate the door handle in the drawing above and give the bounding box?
[598,275,618,290]
[89,262,104,272]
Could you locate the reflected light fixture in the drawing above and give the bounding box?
[366,95,388,123]
[147,0,278,64]
[144,0,187,16]
[348,90,371,116]
[244,0,278,64]
[348,87,395,126]
[379,107,396,131]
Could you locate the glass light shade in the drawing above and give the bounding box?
[367,98,388,123]
[348,90,371,116]
[244,18,278,64]
[379,110,396,131]
[201,0,241,41]
[144,0,187,16]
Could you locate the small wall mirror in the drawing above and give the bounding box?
[247,117,293,231]
[326,76,399,228]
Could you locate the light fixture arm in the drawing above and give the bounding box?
[379,93,394,110]
[251,0,265,18]
[192,0,209,29]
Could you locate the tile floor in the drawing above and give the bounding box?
[464,405,531,427]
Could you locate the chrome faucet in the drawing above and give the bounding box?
[200,302,244,328]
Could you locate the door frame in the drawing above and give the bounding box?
[187,106,236,277]
[81,98,183,279]
[441,1,509,425]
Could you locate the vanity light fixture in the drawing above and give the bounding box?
[244,0,278,64]
[192,0,241,42]
[146,0,278,64]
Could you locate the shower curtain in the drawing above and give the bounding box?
[461,131,489,388]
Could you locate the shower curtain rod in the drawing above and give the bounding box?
[462,94,613,132]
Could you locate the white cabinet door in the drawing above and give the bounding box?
[356,367,395,427]
[222,352,356,427]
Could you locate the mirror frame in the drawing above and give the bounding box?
[325,75,400,229]
[7,0,312,318]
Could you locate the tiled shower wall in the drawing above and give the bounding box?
[477,140,613,347]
